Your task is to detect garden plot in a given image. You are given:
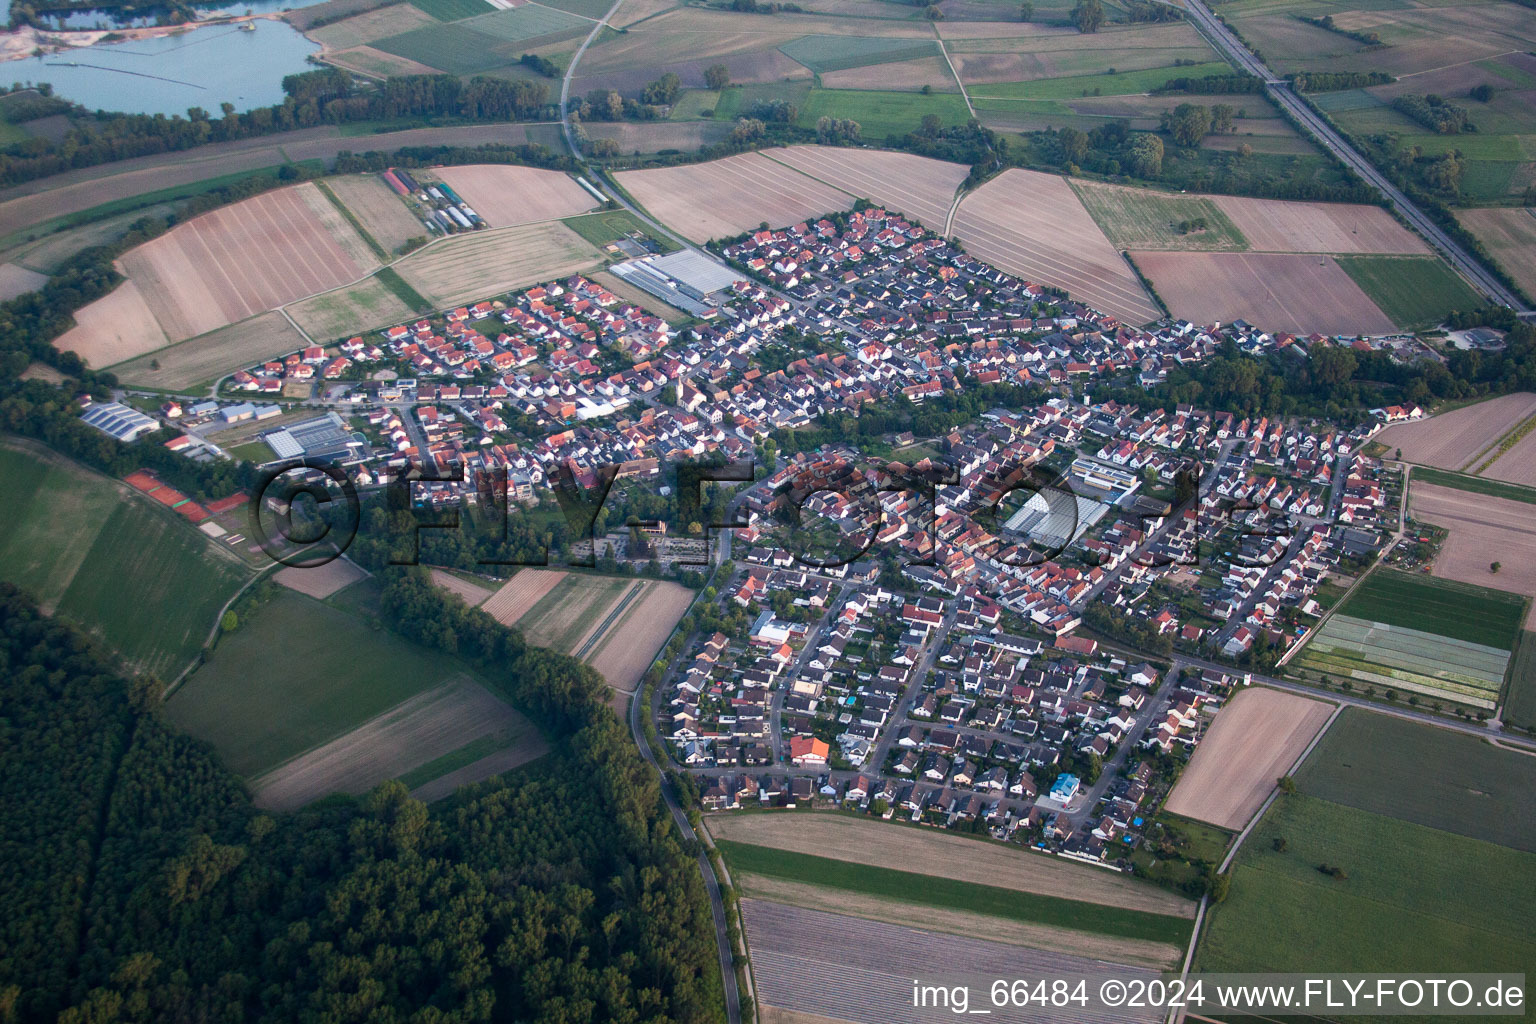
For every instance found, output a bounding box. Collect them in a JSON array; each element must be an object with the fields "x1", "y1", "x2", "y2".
[{"x1": 1297, "y1": 614, "x2": 1508, "y2": 710}]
